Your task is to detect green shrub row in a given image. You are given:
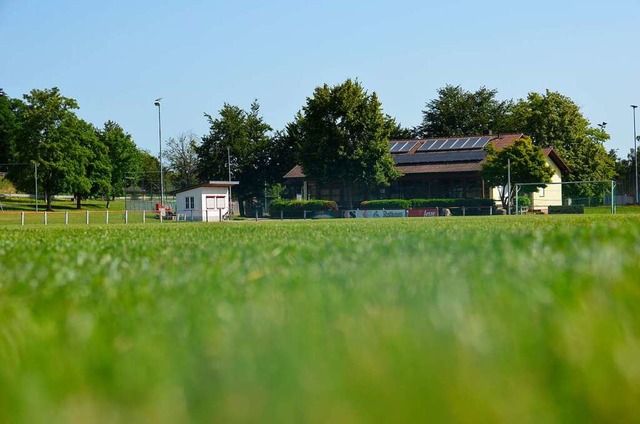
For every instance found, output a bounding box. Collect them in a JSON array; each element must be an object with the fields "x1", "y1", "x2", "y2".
[
  {"x1": 360, "y1": 198, "x2": 495, "y2": 210},
  {"x1": 548, "y1": 205, "x2": 585, "y2": 214},
  {"x1": 269, "y1": 199, "x2": 338, "y2": 213},
  {"x1": 360, "y1": 199, "x2": 410, "y2": 209}
]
